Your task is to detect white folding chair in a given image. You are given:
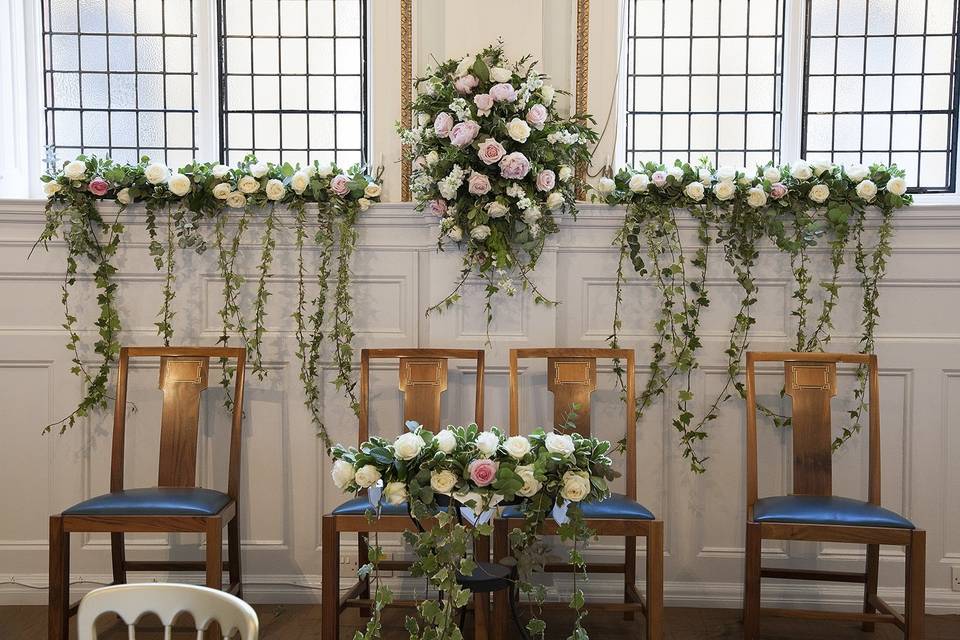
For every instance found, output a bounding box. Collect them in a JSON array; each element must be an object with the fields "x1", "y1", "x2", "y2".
[{"x1": 77, "y1": 583, "x2": 259, "y2": 639}]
